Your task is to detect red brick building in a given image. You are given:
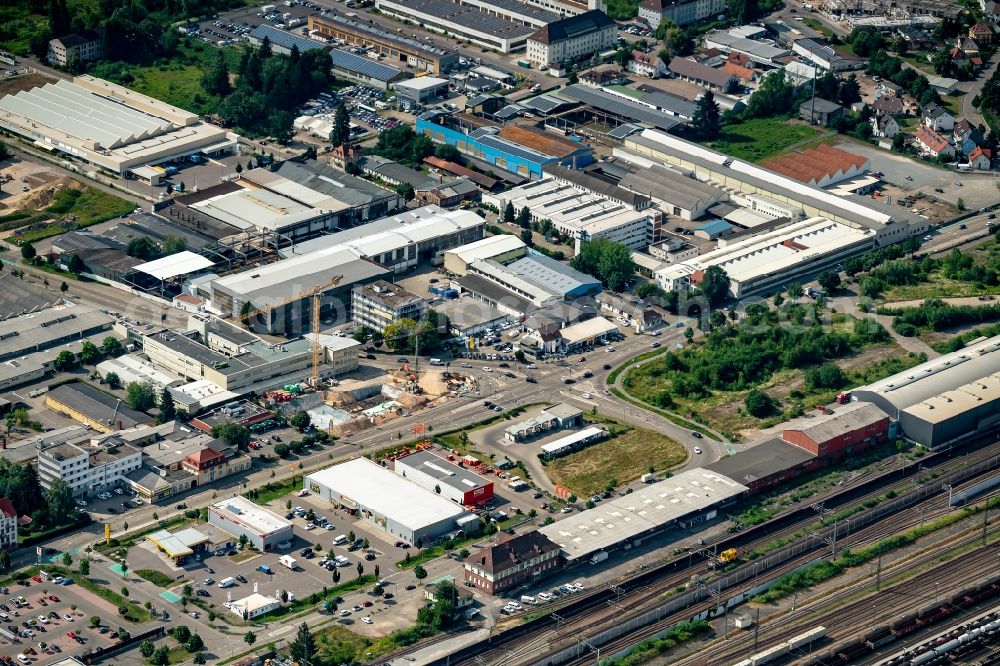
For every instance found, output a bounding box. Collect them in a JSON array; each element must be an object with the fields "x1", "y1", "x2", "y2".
[
  {"x1": 782, "y1": 402, "x2": 890, "y2": 457},
  {"x1": 464, "y1": 532, "x2": 562, "y2": 595}
]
